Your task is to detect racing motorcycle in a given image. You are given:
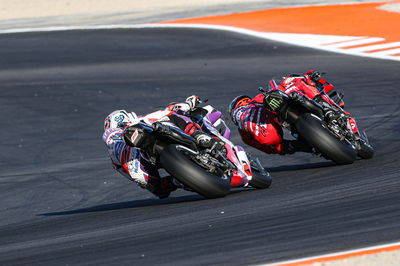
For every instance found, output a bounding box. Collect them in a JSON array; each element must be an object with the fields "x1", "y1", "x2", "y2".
[
  {"x1": 124, "y1": 108, "x2": 271, "y2": 198},
  {"x1": 261, "y1": 79, "x2": 374, "y2": 165}
]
